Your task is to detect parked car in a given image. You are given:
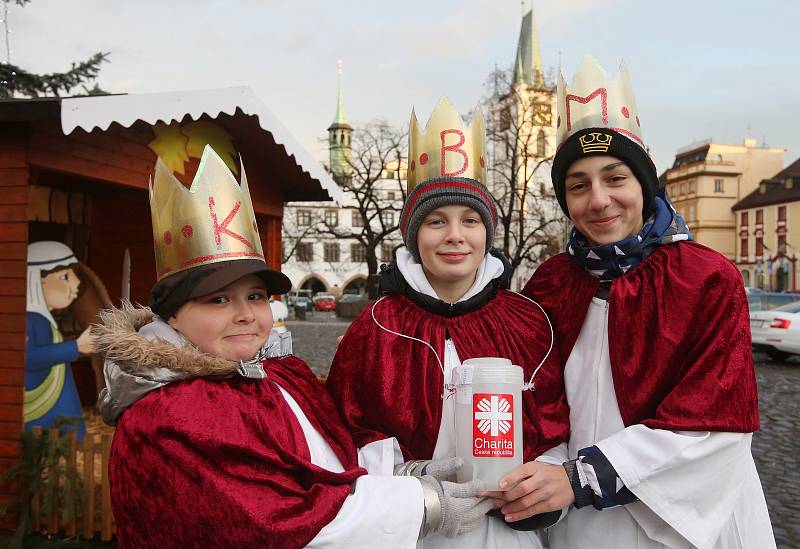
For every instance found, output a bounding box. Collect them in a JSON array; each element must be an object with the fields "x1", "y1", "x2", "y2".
[
  {"x1": 313, "y1": 295, "x2": 336, "y2": 311},
  {"x1": 295, "y1": 296, "x2": 311, "y2": 311},
  {"x1": 750, "y1": 300, "x2": 800, "y2": 360},
  {"x1": 747, "y1": 292, "x2": 800, "y2": 312},
  {"x1": 337, "y1": 293, "x2": 365, "y2": 304}
]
